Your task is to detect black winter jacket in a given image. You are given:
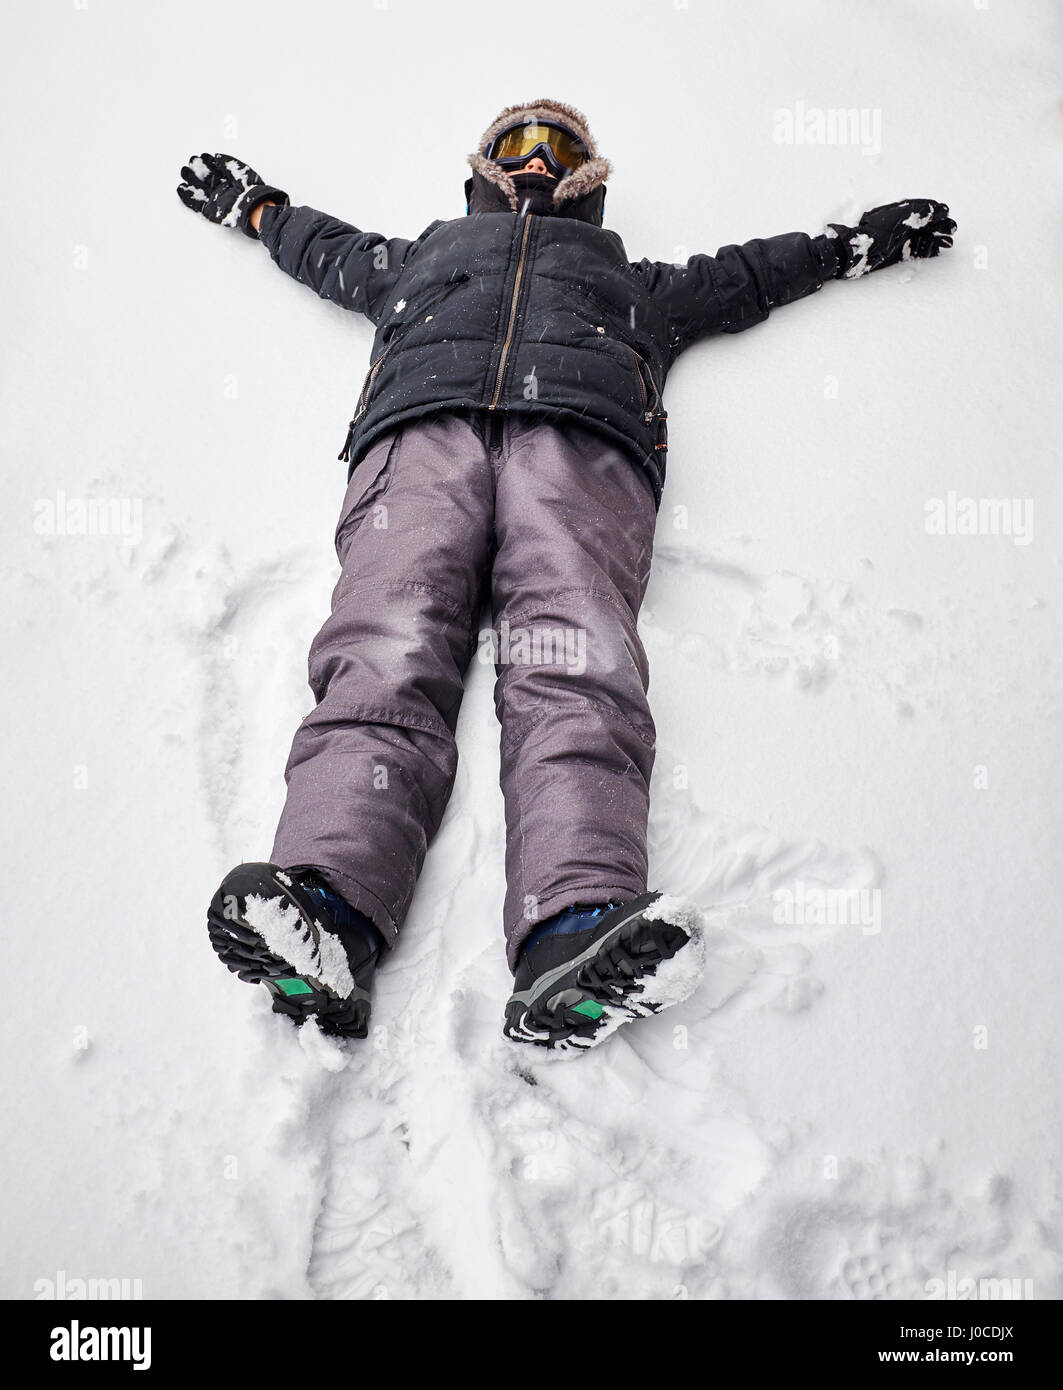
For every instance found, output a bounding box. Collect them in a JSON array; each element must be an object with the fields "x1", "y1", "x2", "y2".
[{"x1": 258, "y1": 185, "x2": 836, "y2": 505}]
